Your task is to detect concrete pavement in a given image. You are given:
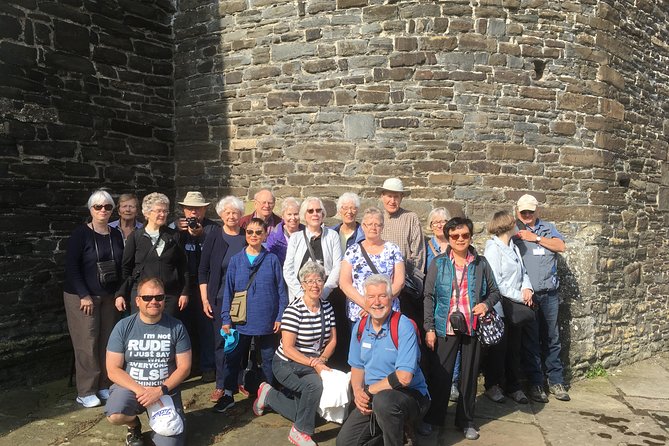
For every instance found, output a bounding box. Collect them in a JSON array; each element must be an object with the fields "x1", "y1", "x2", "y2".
[{"x1": 1, "y1": 353, "x2": 667, "y2": 446}]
